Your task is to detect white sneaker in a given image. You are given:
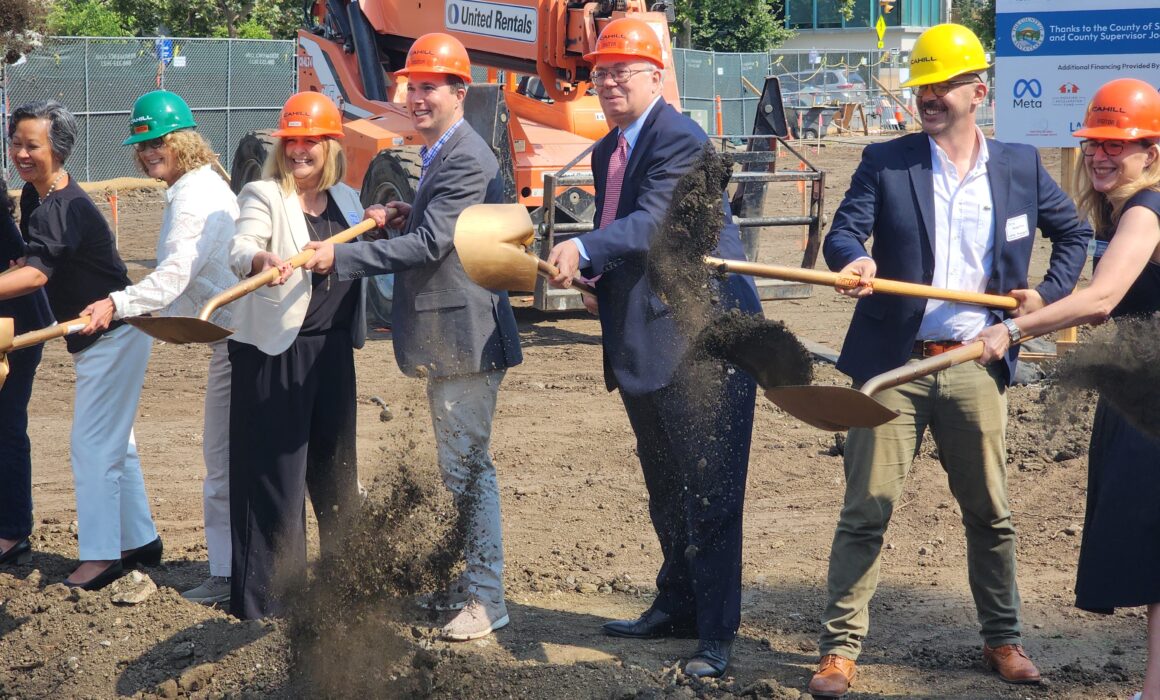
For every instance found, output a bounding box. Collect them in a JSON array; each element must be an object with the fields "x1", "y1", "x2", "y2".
[
  {"x1": 181, "y1": 575, "x2": 231, "y2": 605},
  {"x1": 440, "y1": 598, "x2": 509, "y2": 641}
]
